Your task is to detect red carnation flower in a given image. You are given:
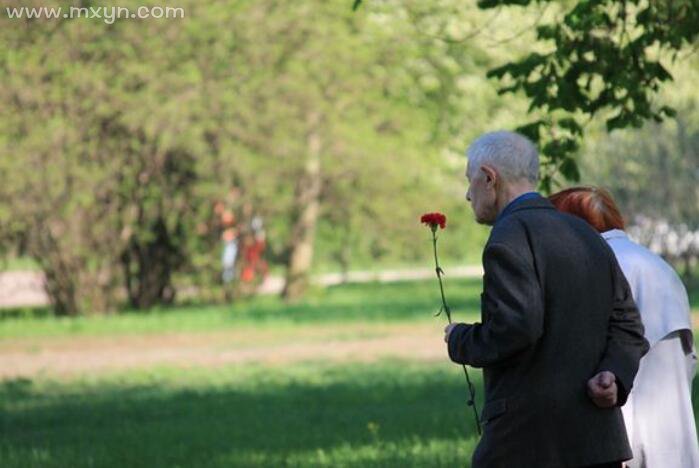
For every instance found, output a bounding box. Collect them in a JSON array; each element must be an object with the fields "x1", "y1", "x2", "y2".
[
  {"x1": 420, "y1": 212, "x2": 447, "y2": 230},
  {"x1": 420, "y1": 209, "x2": 481, "y2": 435}
]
